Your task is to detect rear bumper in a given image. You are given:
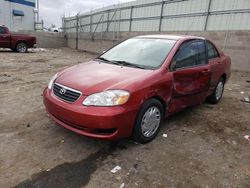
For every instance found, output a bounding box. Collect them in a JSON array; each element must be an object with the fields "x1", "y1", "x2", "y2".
[{"x1": 43, "y1": 88, "x2": 139, "y2": 140}]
